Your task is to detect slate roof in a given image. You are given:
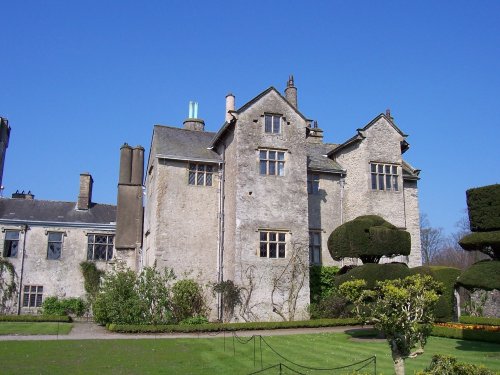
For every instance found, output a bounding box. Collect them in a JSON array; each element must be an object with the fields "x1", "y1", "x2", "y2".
[
  {"x1": 0, "y1": 199, "x2": 116, "y2": 225},
  {"x1": 307, "y1": 143, "x2": 344, "y2": 174},
  {"x1": 402, "y1": 160, "x2": 421, "y2": 180},
  {"x1": 152, "y1": 125, "x2": 221, "y2": 162}
]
